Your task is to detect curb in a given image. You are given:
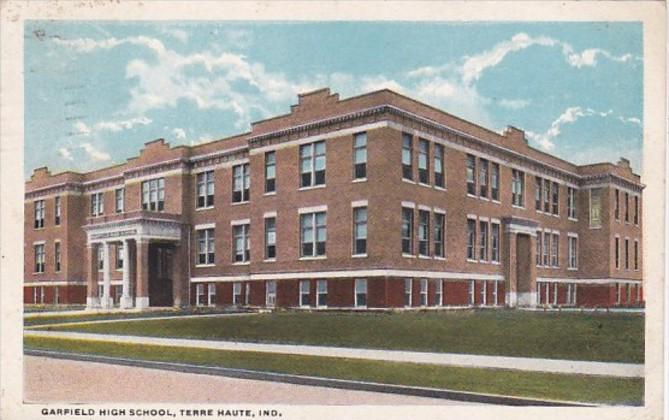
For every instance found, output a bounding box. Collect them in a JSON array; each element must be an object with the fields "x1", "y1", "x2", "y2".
[{"x1": 25, "y1": 348, "x2": 598, "y2": 407}]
